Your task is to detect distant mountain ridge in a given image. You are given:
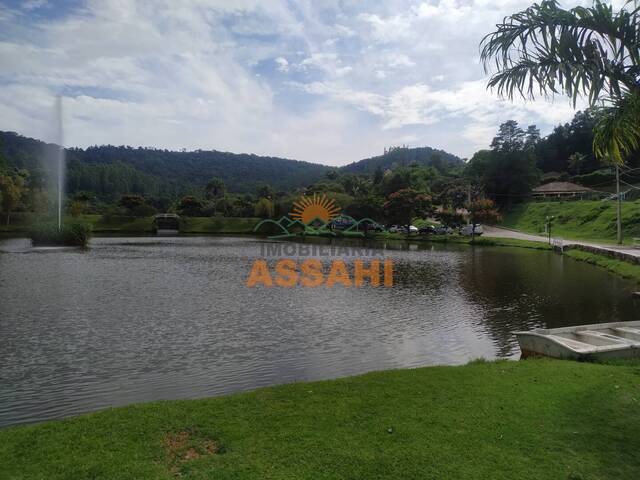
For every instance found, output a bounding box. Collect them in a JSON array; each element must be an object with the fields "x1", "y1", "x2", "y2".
[
  {"x1": 0, "y1": 131, "x2": 462, "y2": 199},
  {"x1": 341, "y1": 146, "x2": 463, "y2": 174}
]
